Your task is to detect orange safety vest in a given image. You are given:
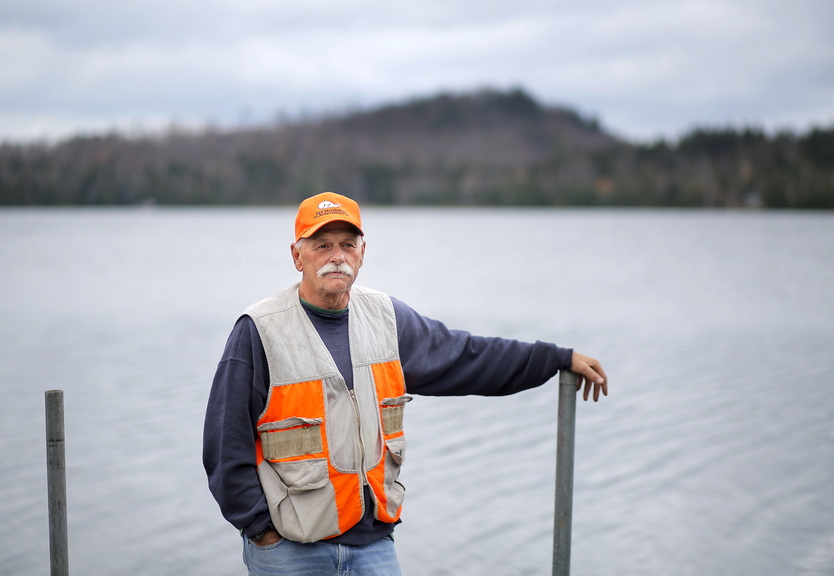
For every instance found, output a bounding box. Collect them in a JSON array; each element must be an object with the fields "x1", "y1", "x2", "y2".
[{"x1": 244, "y1": 284, "x2": 411, "y2": 543}]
